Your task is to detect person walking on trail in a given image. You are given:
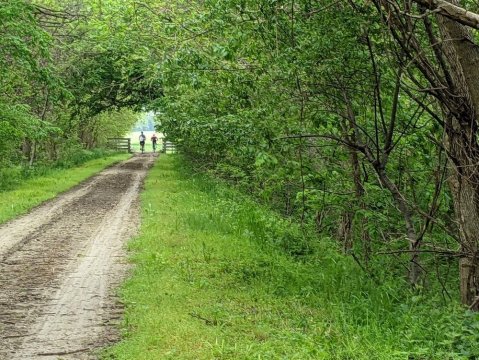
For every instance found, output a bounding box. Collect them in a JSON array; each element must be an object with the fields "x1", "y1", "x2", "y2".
[
  {"x1": 139, "y1": 131, "x2": 146, "y2": 153},
  {"x1": 151, "y1": 133, "x2": 158, "y2": 153}
]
